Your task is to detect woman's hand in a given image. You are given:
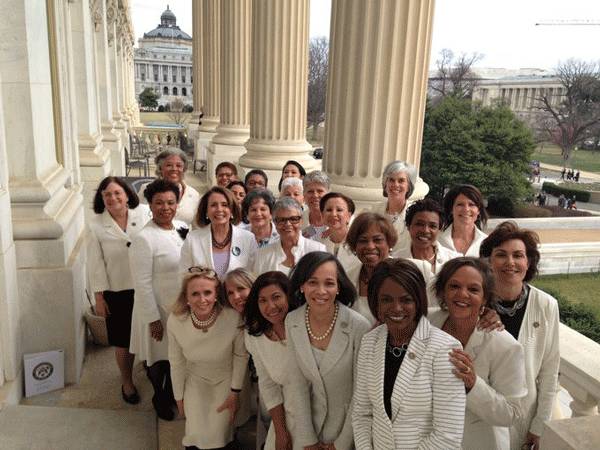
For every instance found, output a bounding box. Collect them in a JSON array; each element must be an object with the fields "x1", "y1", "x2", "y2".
[
  {"x1": 176, "y1": 399, "x2": 185, "y2": 418},
  {"x1": 149, "y1": 320, "x2": 164, "y2": 341},
  {"x1": 303, "y1": 445, "x2": 321, "y2": 450},
  {"x1": 449, "y1": 348, "x2": 476, "y2": 391},
  {"x1": 274, "y1": 427, "x2": 292, "y2": 450},
  {"x1": 94, "y1": 292, "x2": 110, "y2": 318},
  {"x1": 478, "y1": 307, "x2": 505, "y2": 332},
  {"x1": 216, "y1": 392, "x2": 239, "y2": 424},
  {"x1": 522, "y1": 432, "x2": 540, "y2": 450}
]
